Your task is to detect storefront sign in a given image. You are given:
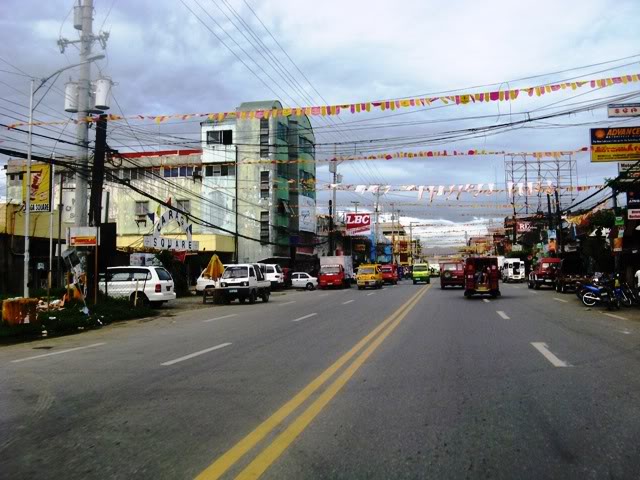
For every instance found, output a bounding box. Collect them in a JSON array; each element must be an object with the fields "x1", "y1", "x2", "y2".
[
  {"x1": 69, "y1": 227, "x2": 99, "y2": 247},
  {"x1": 628, "y1": 209, "x2": 640, "y2": 220},
  {"x1": 143, "y1": 208, "x2": 199, "y2": 251},
  {"x1": 143, "y1": 236, "x2": 199, "y2": 251},
  {"x1": 590, "y1": 127, "x2": 640, "y2": 162},
  {"x1": 516, "y1": 221, "x2": 533, "y2": 233},
  {"x1": 615, "y1": 216, "x2": 625, "y2": 226},
  {"x1": 345, "y1": 213, "x2": 371, "y2": 236},
  {"x1": 613, "y1": 237, "x2": 623, "y2": 252},
  {"x1": 298, "y1": 195, "x2": 317, "y2": 233},
  {"x1": 607, "y1": 103, "x2": 640, "y2": 117},
  {"x1": 22, "y1": 163, "x2": 52, "y2": 212},
  {"x1": 627, "y1": 190, "x2": 640, "y2": 207}
]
